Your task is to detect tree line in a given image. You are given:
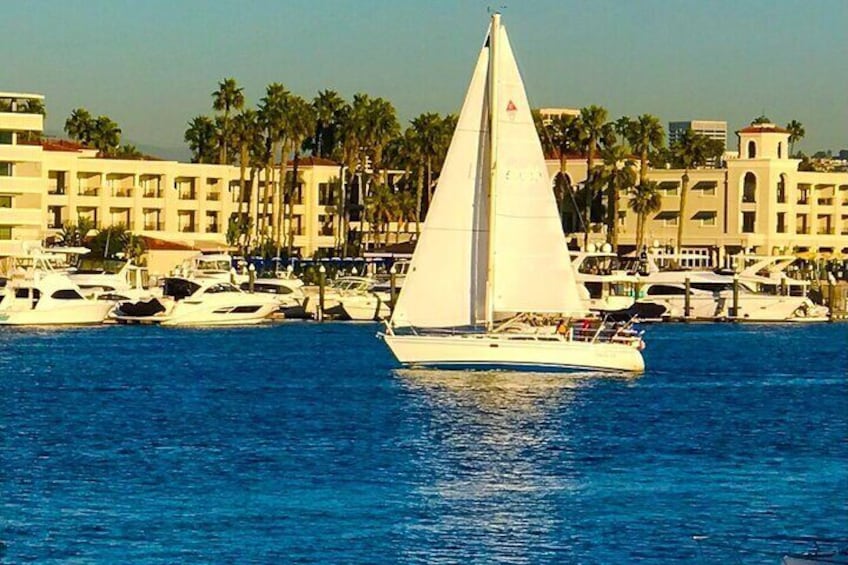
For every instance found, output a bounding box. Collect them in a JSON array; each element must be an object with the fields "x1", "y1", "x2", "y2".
[{"x1": 44, "y1": 83, "x2": 808, "y2": 256}]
